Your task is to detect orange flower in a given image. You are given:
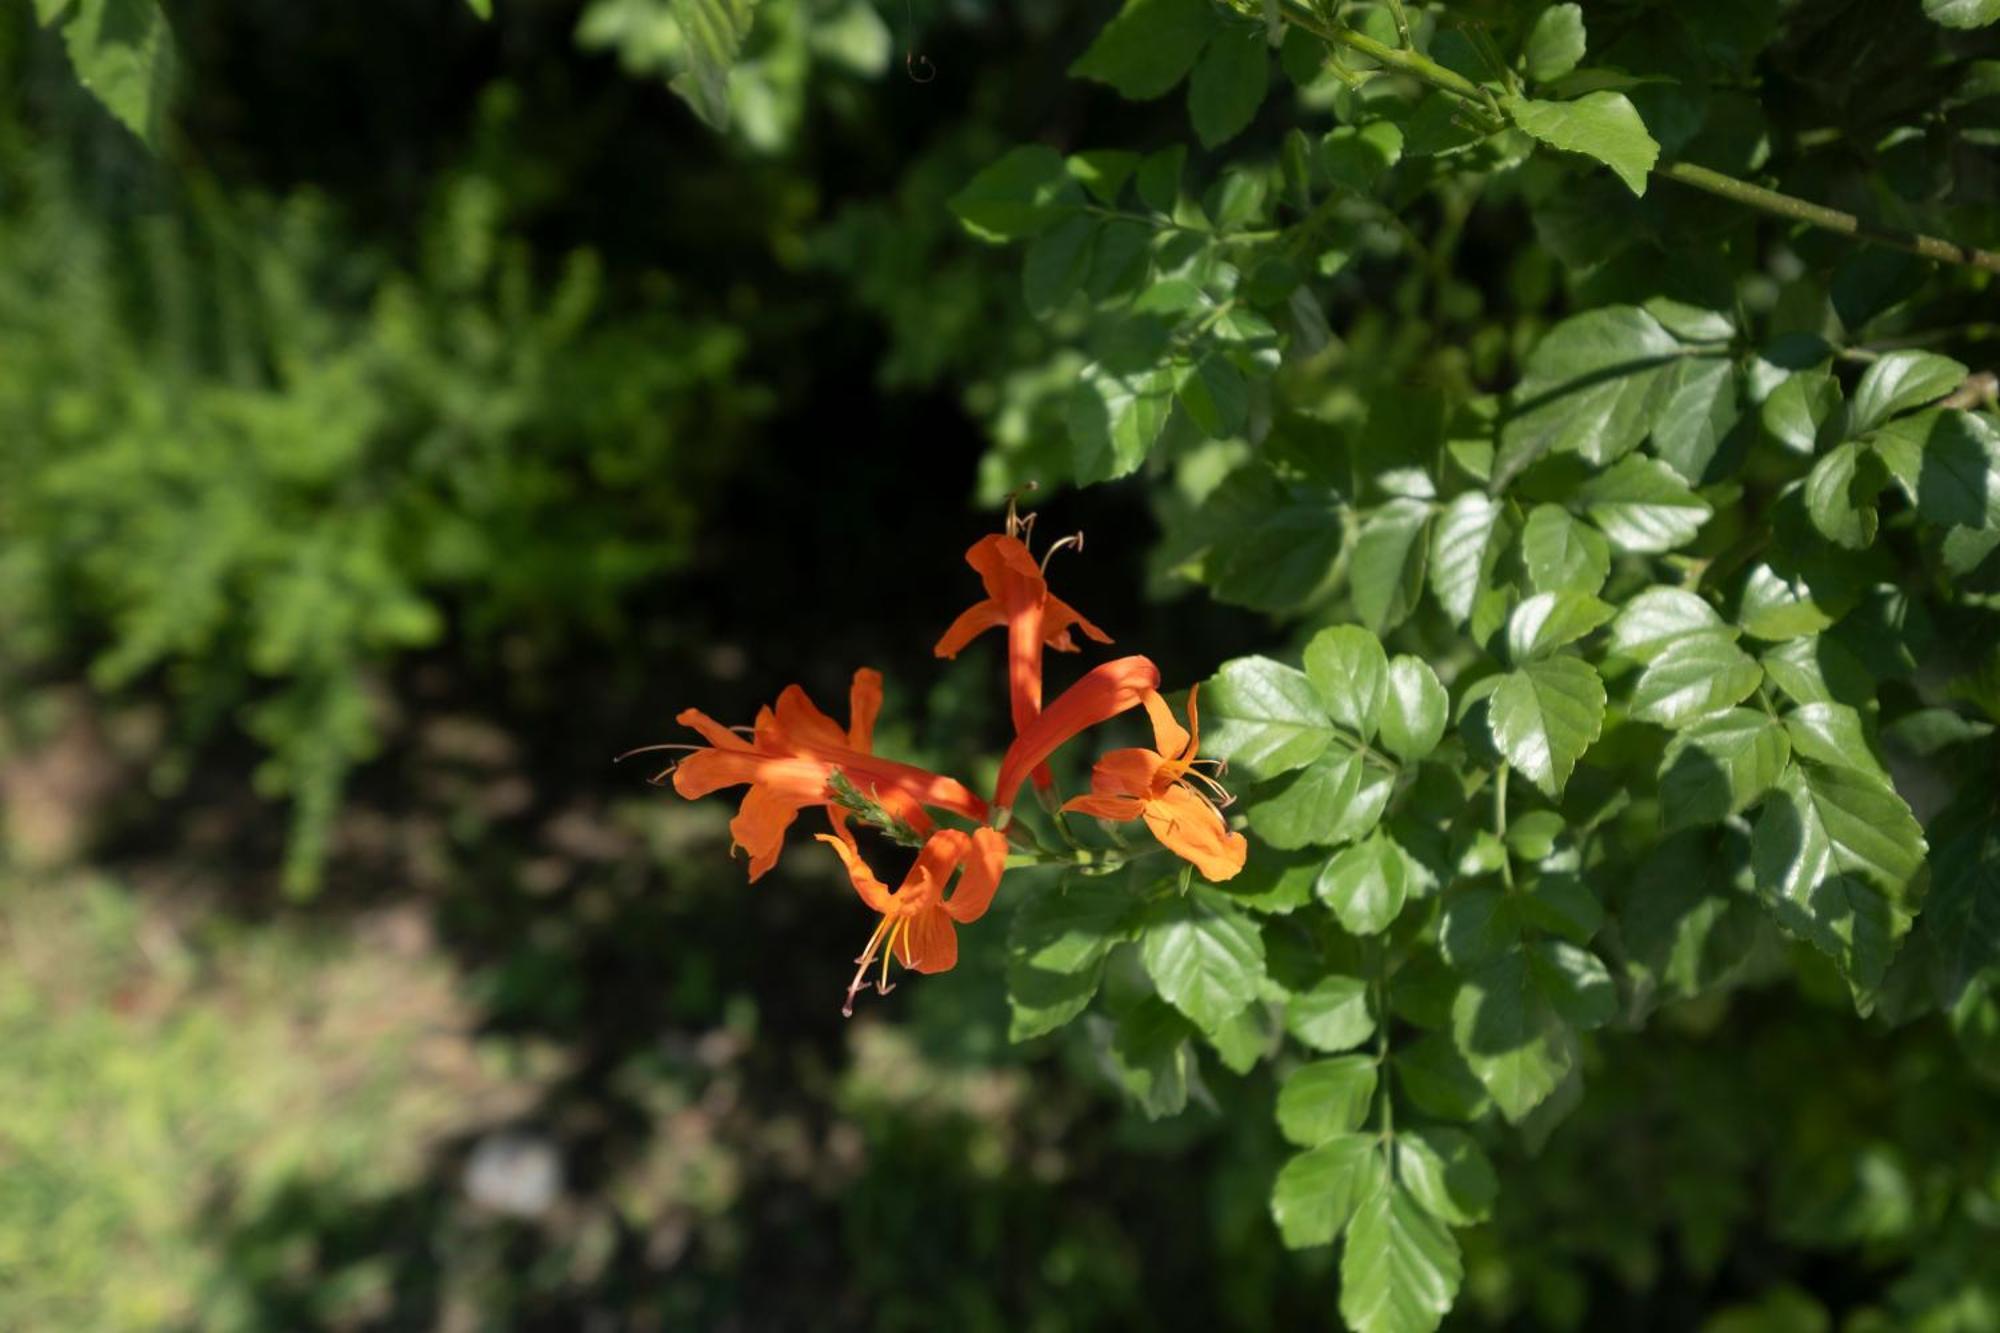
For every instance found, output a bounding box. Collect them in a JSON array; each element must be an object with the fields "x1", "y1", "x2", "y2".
[
  {"x1": 1062, "y1": 687, "x2": 1247, "y2": 882},
  {"x1": 992, "y1": 655, "x2": 1161, "y2": 814},
  {"x1": 818, "y1": 826, "x2": 1009, "y2": 1015},
  {"x1": 936, "y1": 527, "x2": 1111, "y2": 790},
  {"x1": 666, "y1": 669, "x2": 987, "y2": 881}
]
